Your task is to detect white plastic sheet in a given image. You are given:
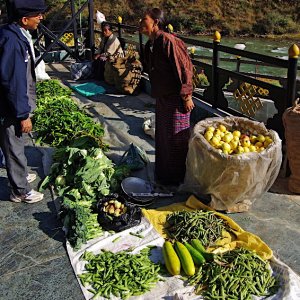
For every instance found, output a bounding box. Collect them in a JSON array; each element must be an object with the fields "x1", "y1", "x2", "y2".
[
  {"x1": 182, "y1": 117, "x2": 282, "y2": 212},
  {"x1": 66, "y1": 217, "x2": 300, "y2": 300}
]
